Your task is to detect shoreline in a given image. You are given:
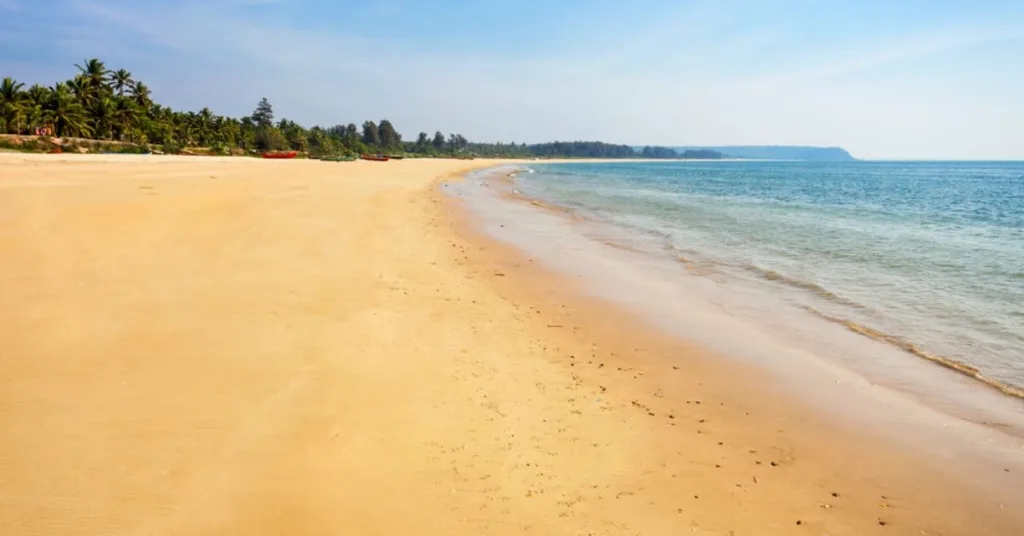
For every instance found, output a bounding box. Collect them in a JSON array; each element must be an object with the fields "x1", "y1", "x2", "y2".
[
  {"x1": 496, "y1": 164, "x2": 1024, "y2": 408},
  {"x1": 1, "y1": 154, "x2": 1020, "y2": 535},
  {"x1": 441, "y1": 164, "x2": 1024, "y2": 531},
  {"x1": 466, "y1": 163, "x2": 1024, "y2": 436}
]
